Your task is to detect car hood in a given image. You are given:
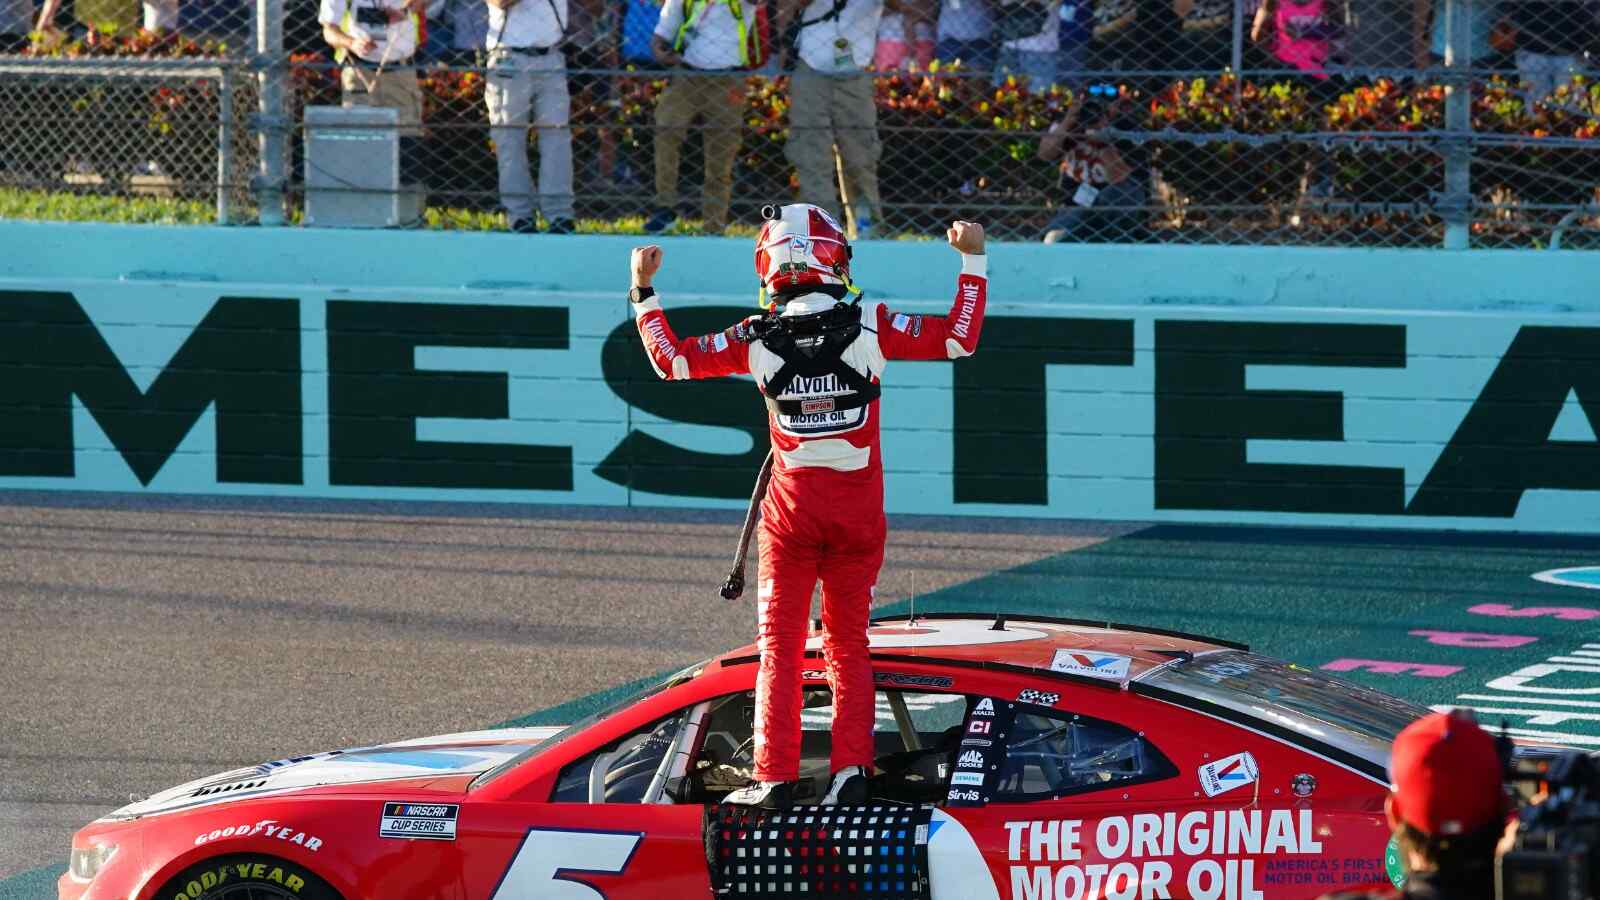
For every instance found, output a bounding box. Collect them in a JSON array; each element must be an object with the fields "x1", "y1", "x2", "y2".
[{"x1": 101, "y1": 726, "x2": 565, "y2": 821}]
